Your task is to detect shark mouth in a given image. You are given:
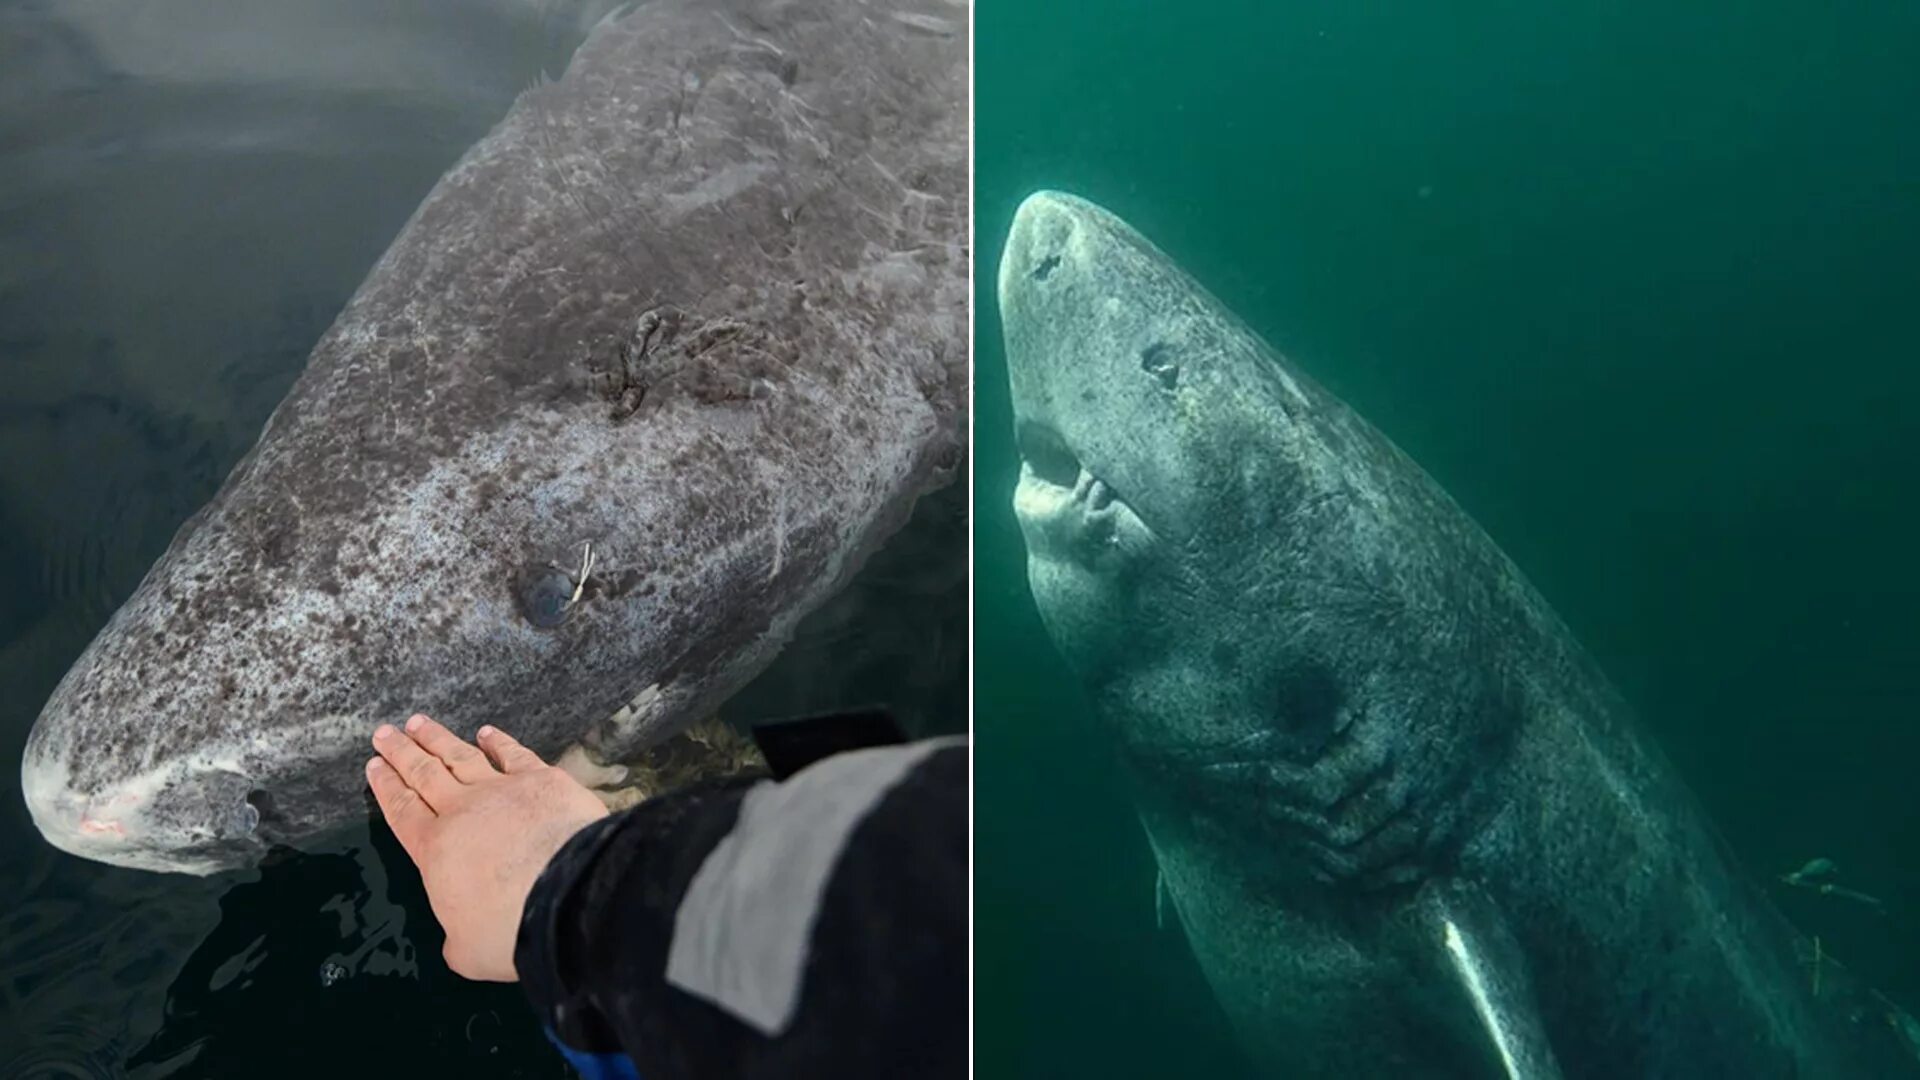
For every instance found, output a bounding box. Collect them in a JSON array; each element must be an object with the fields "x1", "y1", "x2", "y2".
[
  {"x1": 1016, "y1": 420, "x2": 1084, "y2": 490},
  {"x1": 1012, "y1": 420, "x2": 1148, "y2": 563}
]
